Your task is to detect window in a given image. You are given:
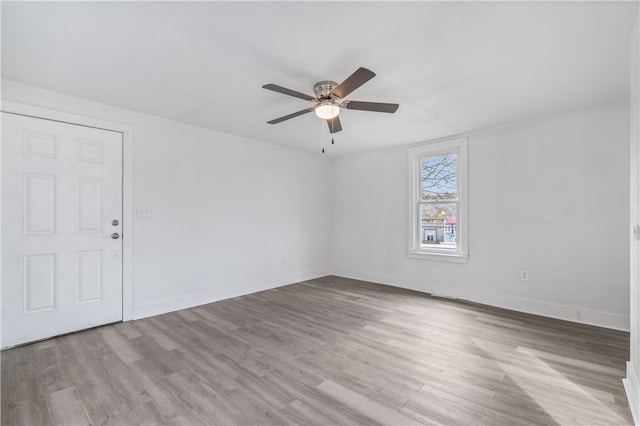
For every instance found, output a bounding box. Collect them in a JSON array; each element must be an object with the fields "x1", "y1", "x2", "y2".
[{"x1": 408, "y1": 138, "x2": 468, "y2": 262}]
